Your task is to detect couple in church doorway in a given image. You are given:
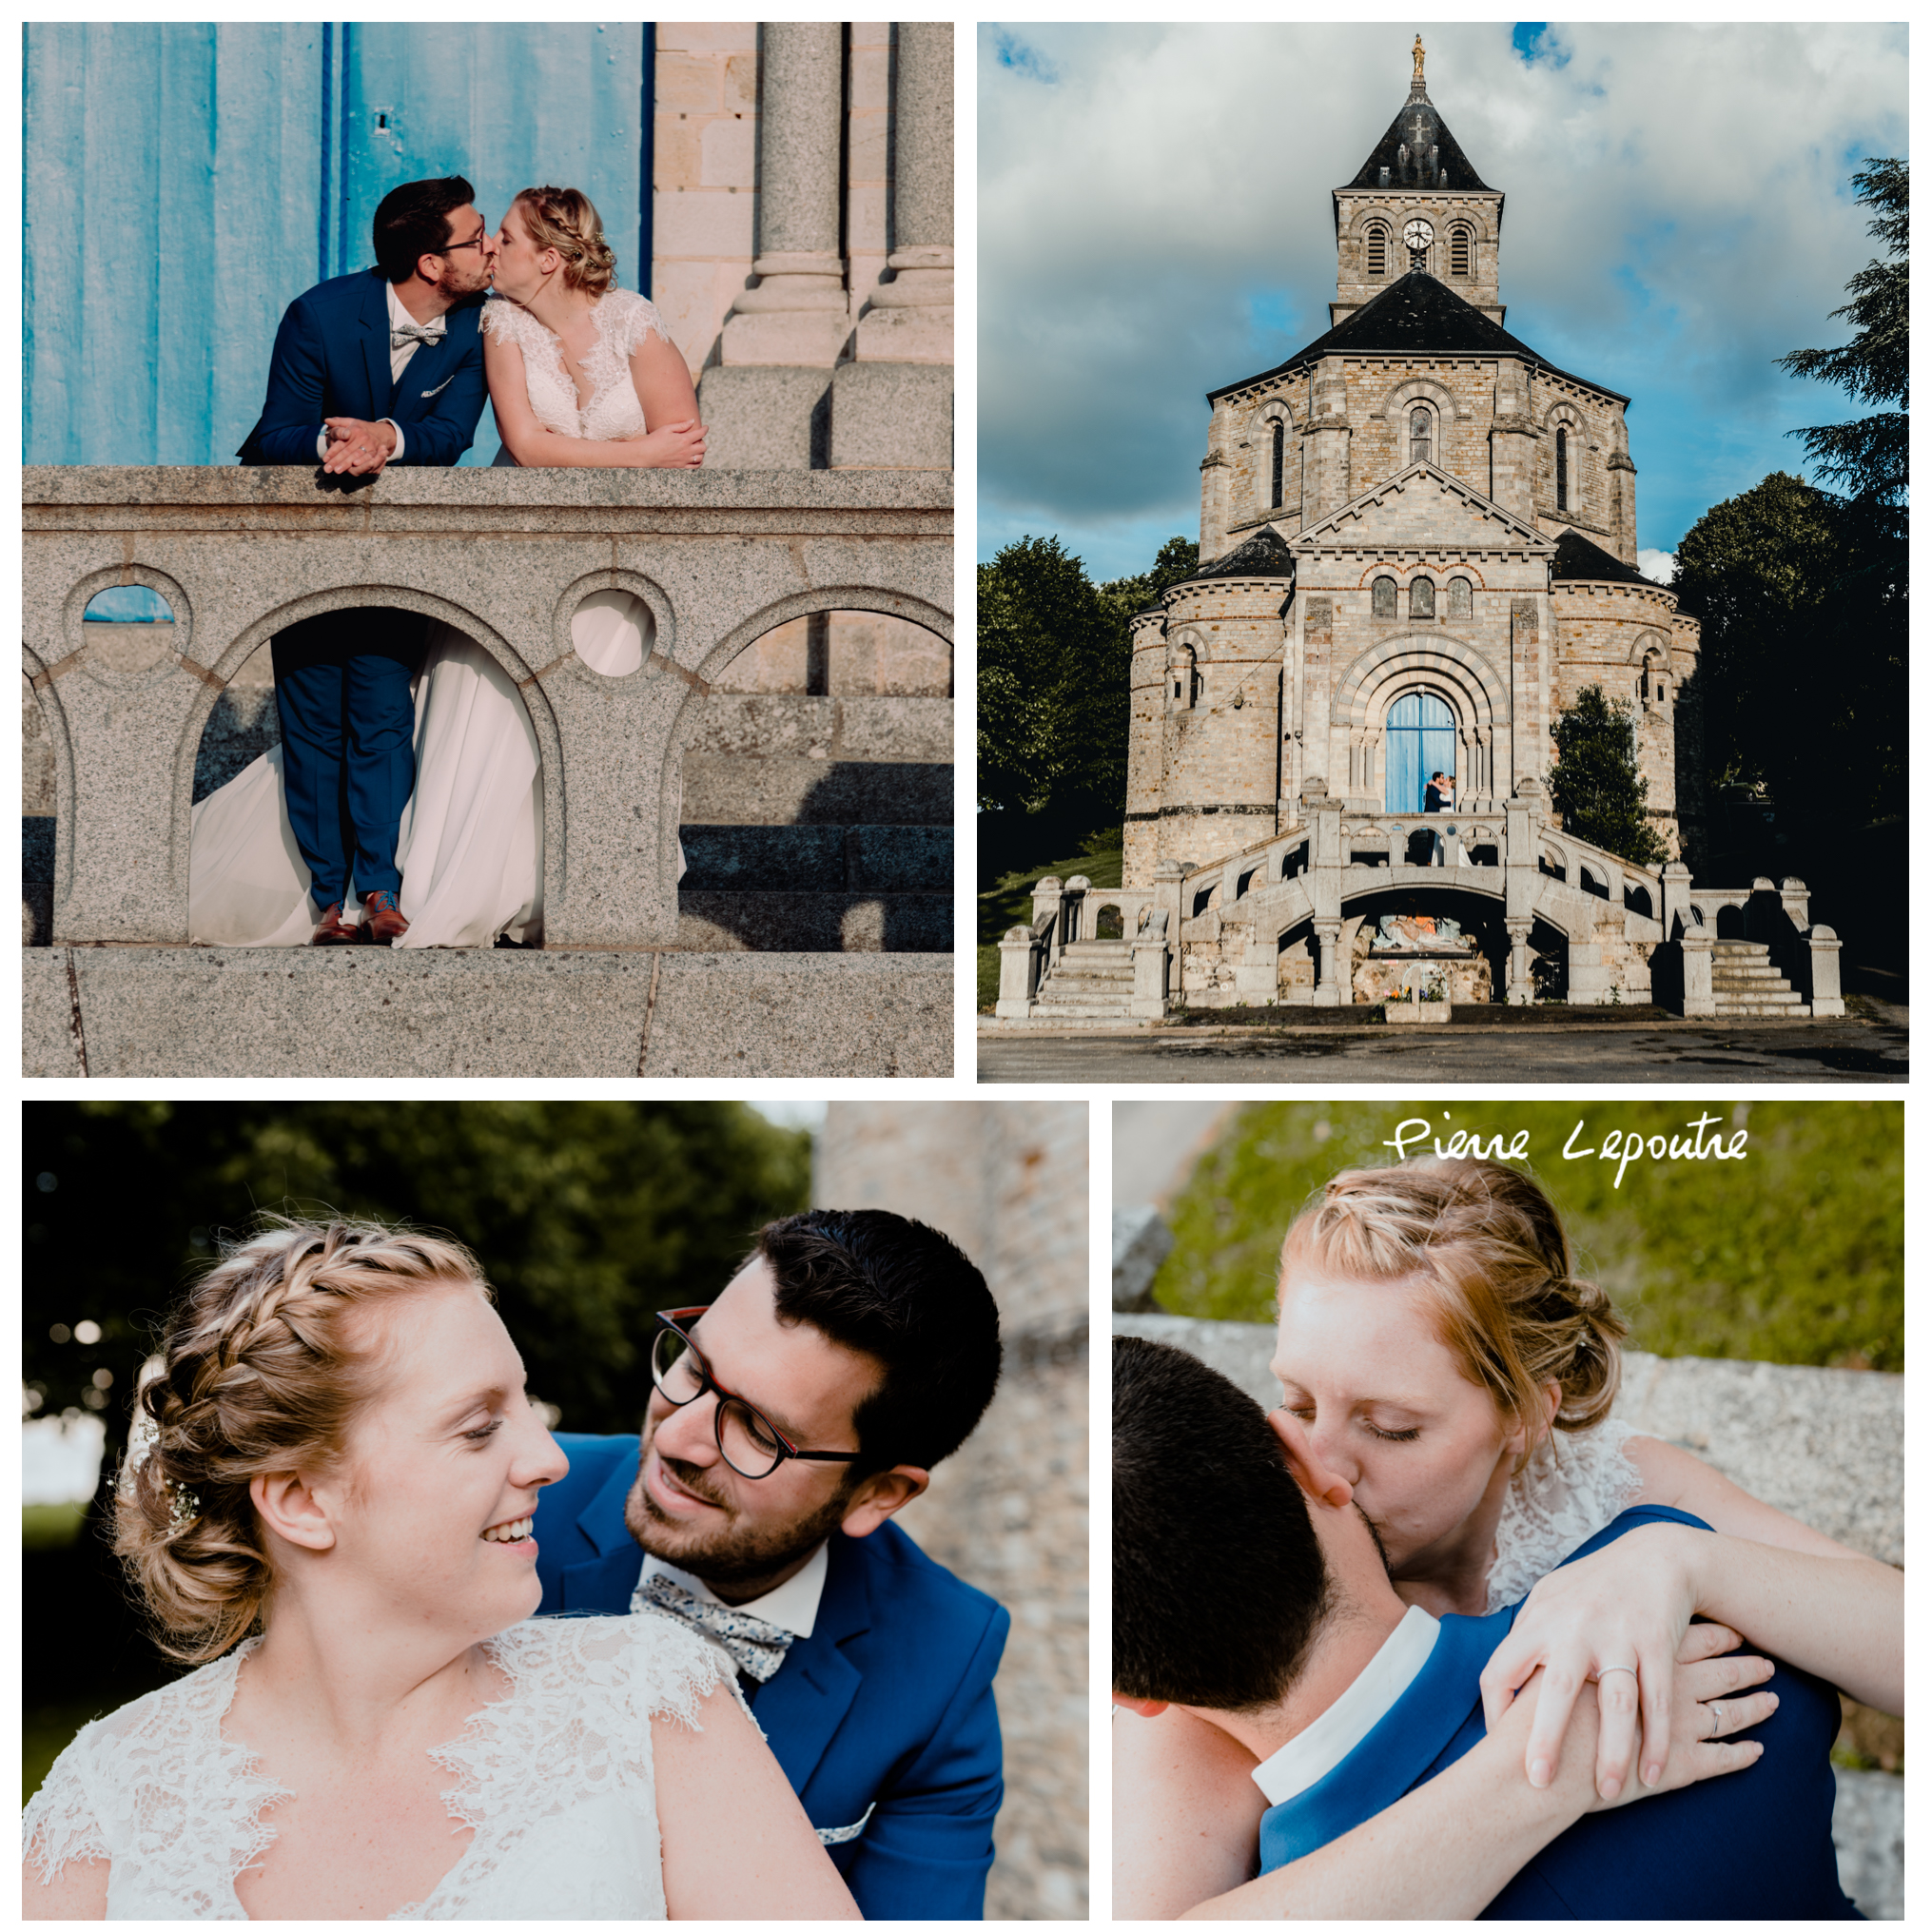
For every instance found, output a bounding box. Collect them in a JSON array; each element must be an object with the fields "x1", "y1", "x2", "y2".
[{"x1": 192, "y1": 174, "x2": 703, "y2": 947}]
